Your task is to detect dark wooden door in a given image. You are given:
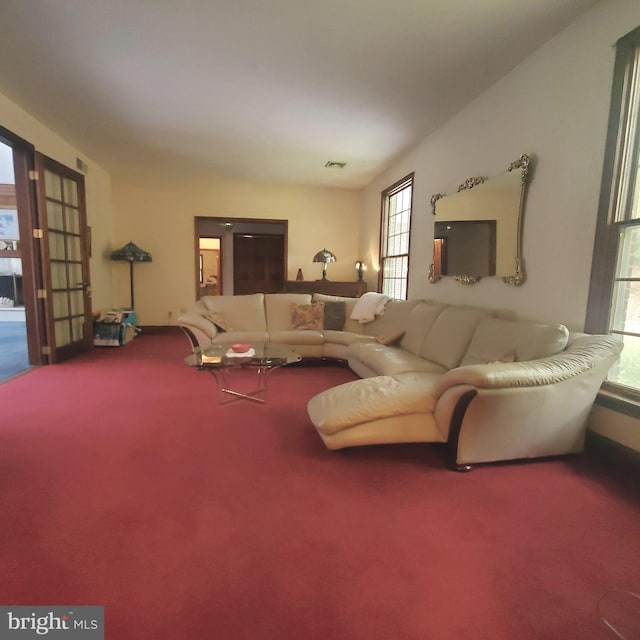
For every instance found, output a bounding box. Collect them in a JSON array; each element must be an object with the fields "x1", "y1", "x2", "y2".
[{"x1": 233, "y1": 233, "x2": 285, "y2": 294}]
